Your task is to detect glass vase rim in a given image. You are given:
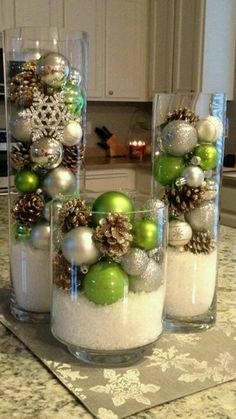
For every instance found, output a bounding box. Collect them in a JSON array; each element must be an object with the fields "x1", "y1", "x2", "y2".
[{"x1": 3, "y1": 27, "x2": 88, "y2": 42}]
